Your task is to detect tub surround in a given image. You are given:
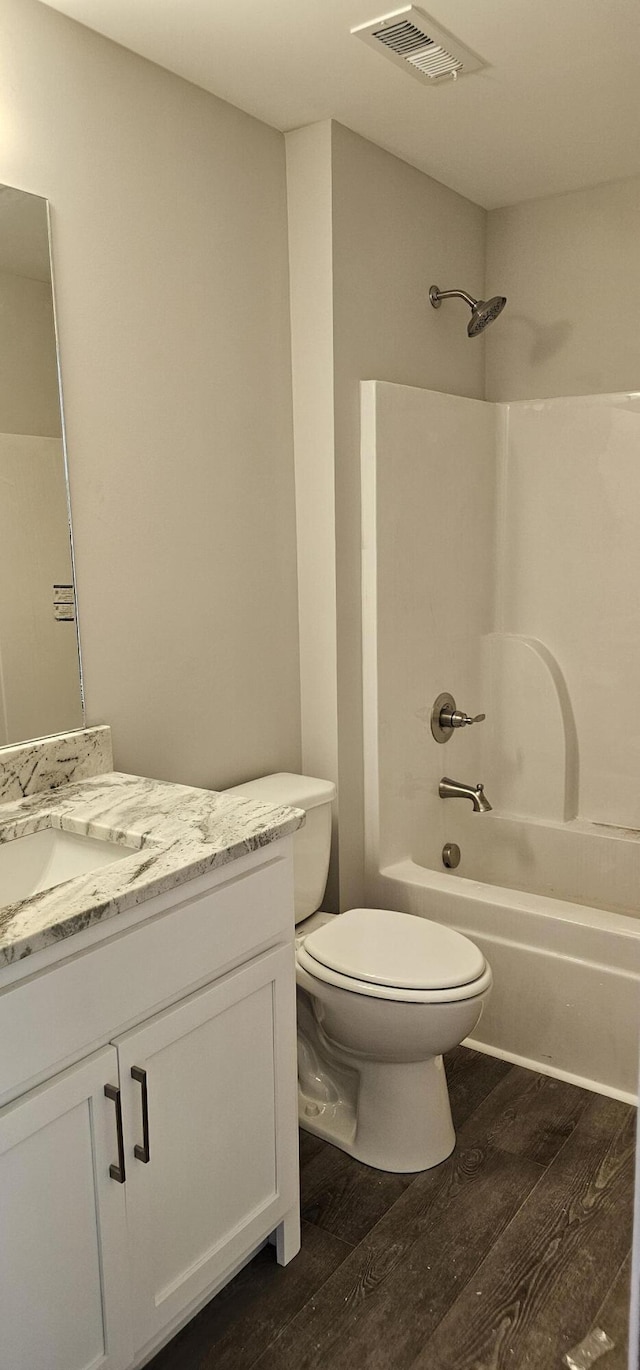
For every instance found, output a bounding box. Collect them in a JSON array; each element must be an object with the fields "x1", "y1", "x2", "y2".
[
  {"x1": 0, "y1": 764, "x2": 304, "y2": 968},
  {"x1": 360, "y1": 379, "x2": 640, "y2": 1101},
  {"x1": 0, "y1": 724, "x2": 112, "y2": 803}
]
